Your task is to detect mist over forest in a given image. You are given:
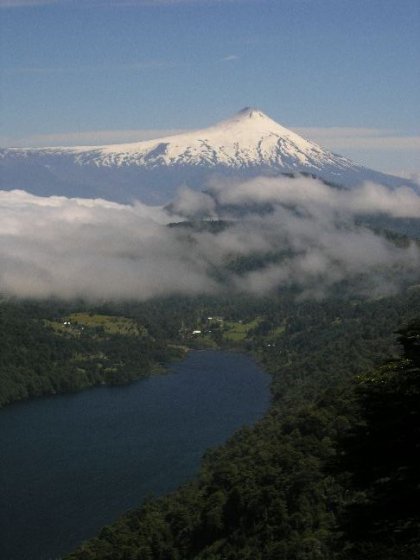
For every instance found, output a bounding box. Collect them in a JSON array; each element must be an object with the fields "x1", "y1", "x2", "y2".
[{"x1": 1, "y1": 176, "x2": 420, "y2": 301}]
